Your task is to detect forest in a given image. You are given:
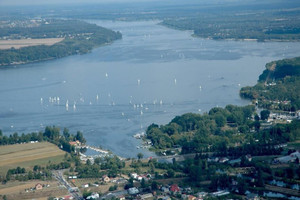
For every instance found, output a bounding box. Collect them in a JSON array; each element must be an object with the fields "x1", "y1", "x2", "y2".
[
  {"x1": 161, "y1": 2, "x2": 300, "y2": 42},
  {"x1": 240, "y1": 56, "x2": 300, "y2": 111},
  {"x1": 146, "y1": 104, "x2": 300, "y2": 156},
  {"x1": 0, "y1": 19, "x2": 122, "y2": 65}
]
